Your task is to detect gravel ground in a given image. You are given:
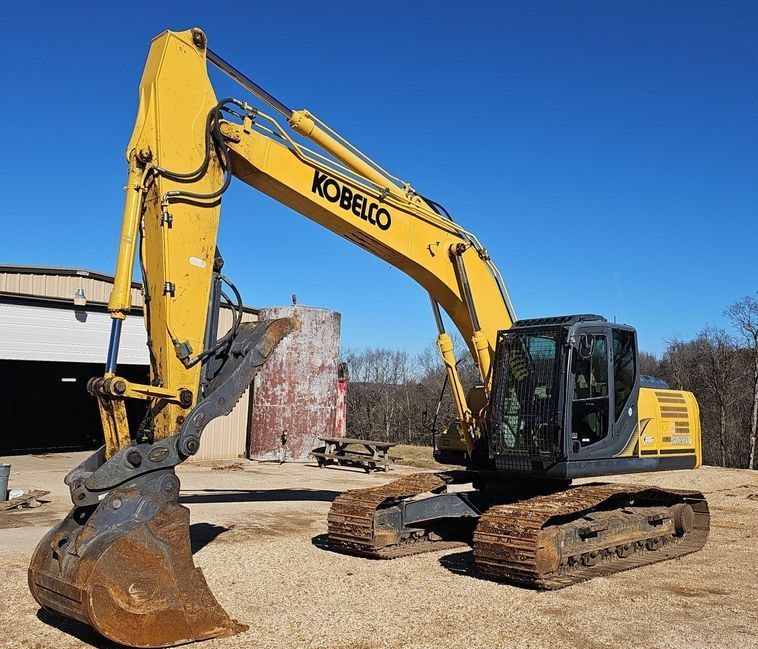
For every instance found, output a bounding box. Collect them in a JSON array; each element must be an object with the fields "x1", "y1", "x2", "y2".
[{"x1": 0, "y1": 451, "x2": 756, "y2": 649}]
